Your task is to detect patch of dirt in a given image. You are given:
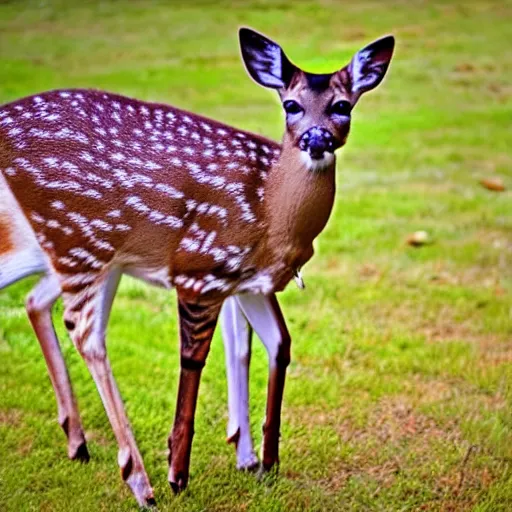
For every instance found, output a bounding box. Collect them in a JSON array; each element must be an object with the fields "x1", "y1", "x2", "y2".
[
  {"x1": 0, "y1": 408, "x2": 23, "y2": 426},
  {"x1": 476, "y1": 338, "x2": 512, "y2": 367},
  {"x1": 346, "y1": 398, "x2": 460, "y2": 445},
  {"x1": 418, "y1": 320, "x2": 482, "y2": 343},
  {"x1": 365, "y1": 293, "x2": 508, "y2": 345},
  {"x1": 403, "y1": 377, "x2": 453, "y2": 404},
  {"x1": 17, "y1": 436, "x2": 33, "y2": 456},
  {"x1": 359, "y1": 263, "x2": 382, "y2": 281},
  {"x1": 454, "y1": 63, "x2": 476, "y2": 73},
  {"x1": 286, "y1": 394, "x2": 503, "y2": 501},
  {"x1": 365, "y1": 301, "x2": 472, "y2": 344}
]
